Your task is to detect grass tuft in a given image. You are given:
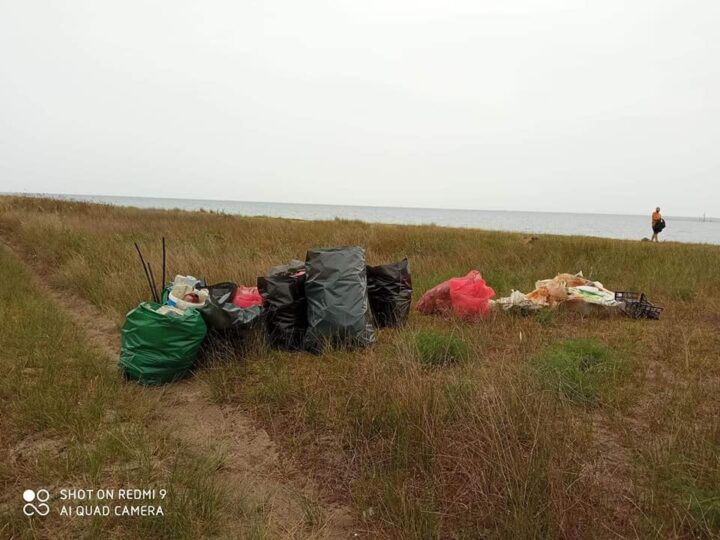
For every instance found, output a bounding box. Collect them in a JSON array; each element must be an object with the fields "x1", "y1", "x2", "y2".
[
  {"x1": 534, "y1": 338, "x2": 625, "y2": 404},
  {"x1": 414, "y1": 330, "x2": 470, "y2": 366}
]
